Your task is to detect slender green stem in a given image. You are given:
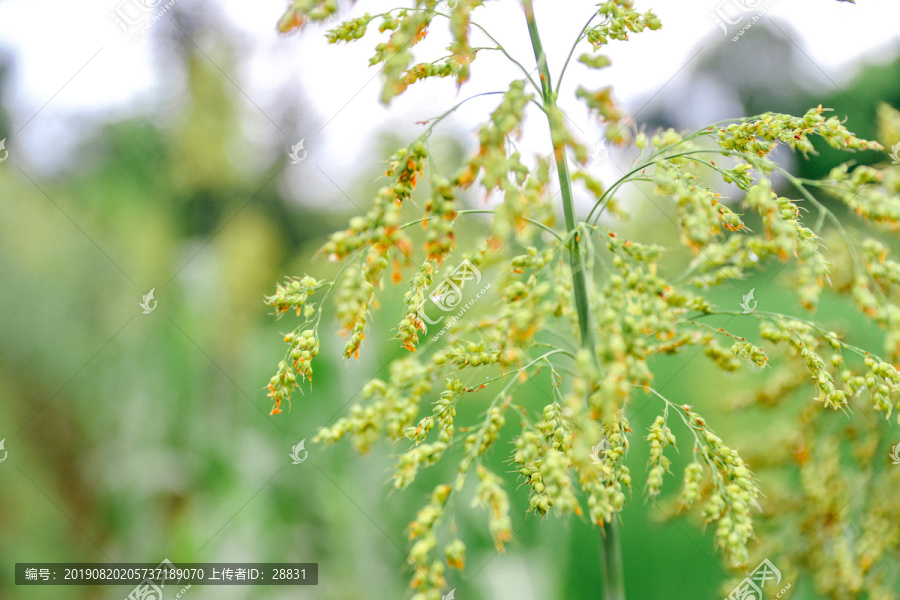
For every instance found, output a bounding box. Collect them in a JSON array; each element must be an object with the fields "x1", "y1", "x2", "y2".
[
  {"x1": 687, "y1": 308, "x2": 876, "y2": 358},
  {"x1": 522, "y1": 1, "x2": 590, "y2": 344},
  {"x1": 600, "y1": 508, "x2": 625, "y2": 593},
  {"x1": 522, "y1": 2, "x2": 625, "y2": 598},
  {"x1": 399, "y1": 209, "x2": 563, "y2": 240},
  {"x1": 419, "y1": 91, "x2": 506, "y2": 137},
  {"x1": 556, "y1": 12, "x2": 604, "y2": 92},
  {"x1": 467, "y1": 19, "x2": 543, "y2": 95},
  {"x1": 410, "y1": 4, "x2": 539, "y2": 95},
  {"x1": 584, "y1": 119, "x2": 749, "y2": 224}
]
